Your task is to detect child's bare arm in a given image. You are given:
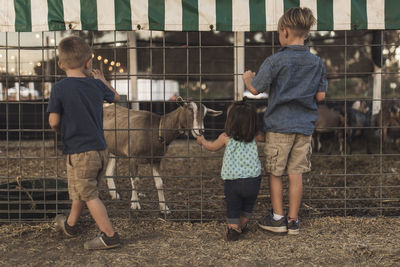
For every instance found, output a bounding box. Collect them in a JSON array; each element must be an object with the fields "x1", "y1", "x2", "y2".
[
  {"x1": 242, "y1": 70, "x2": 260, "y2": 95},
  {"x1": 315, "y1": 92, "x2": 326, "y2": 102},
  {"x1": 255, "y1": 132, "x2": 265, "y2": 142},
  {"x1": 92, "y1": 69, "x2": 121, "y2": 102},
  {"x1": 49, "y1": 113, "x2": 61, "y2": 132},
  {"x1": 196, "y1": 133, "x2": 229, "y2": 152}
]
